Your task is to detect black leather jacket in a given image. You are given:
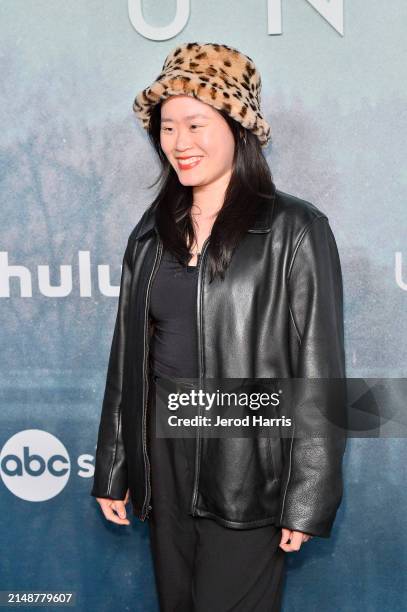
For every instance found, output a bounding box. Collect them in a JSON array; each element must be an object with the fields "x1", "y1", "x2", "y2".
[{"x1": 90, "y1": 189, "x2": 347, "y2": 538}]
